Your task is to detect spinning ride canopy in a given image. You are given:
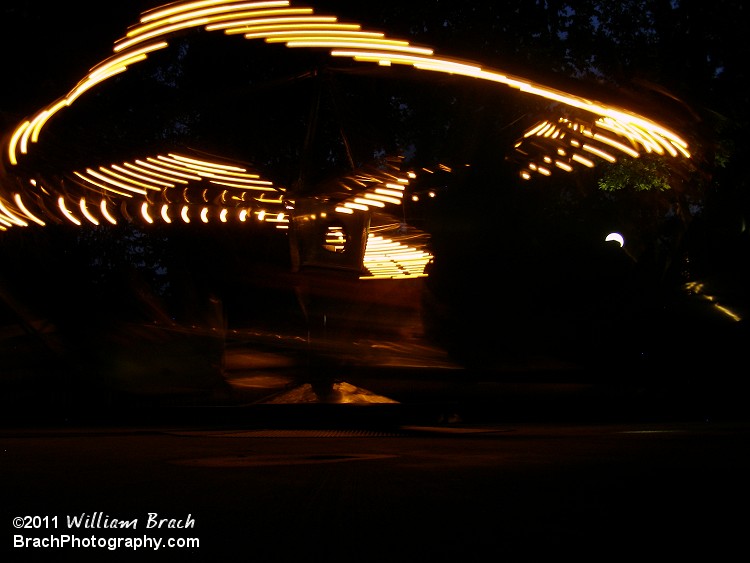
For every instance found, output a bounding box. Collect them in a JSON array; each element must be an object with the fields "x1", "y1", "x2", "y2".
[{"x1": 0, "y1": 0, "x2": 692, "y2": 279}]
